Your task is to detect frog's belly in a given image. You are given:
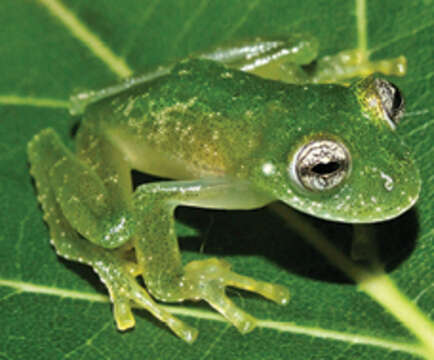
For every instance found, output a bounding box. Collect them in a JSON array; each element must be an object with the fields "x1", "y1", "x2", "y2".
[
  {"x1": 105, "y1": 127, "x2": 273, "y2": 210},
  {"x1": 107, "y1": 126, "x2": 198, "y2": 180}
]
